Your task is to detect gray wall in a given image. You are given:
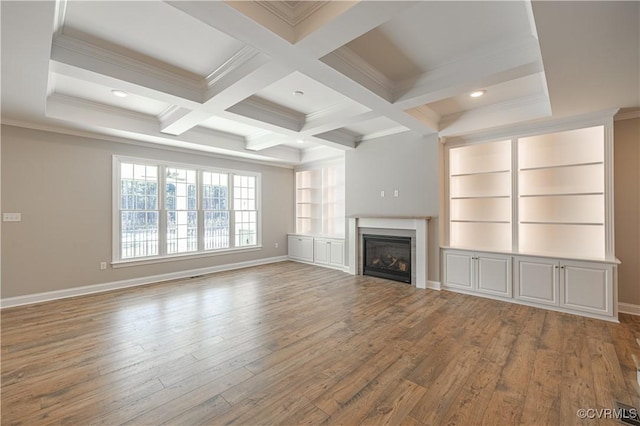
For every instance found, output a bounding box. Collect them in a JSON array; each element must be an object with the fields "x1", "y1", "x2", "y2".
[
  {"x1": 614, "y1": 117, "x2": 640, "y2": 306},
  {"x1": 345, "y1": 131, "x2": 440, "y2": 282},
  {"x1": 1, "y1": 125, "x2": 294, "y2": 298}
]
